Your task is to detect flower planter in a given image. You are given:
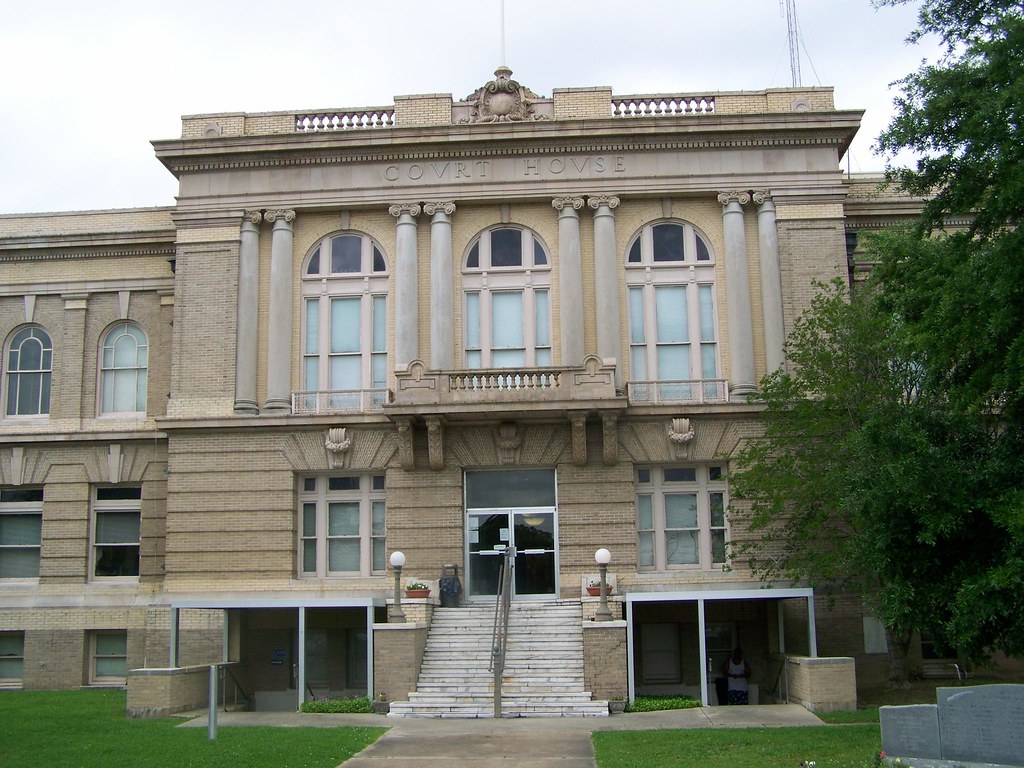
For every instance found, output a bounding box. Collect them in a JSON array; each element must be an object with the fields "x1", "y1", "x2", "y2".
[
  {"x1": 404, "y1": 589, "x2": 430, "y2": 598},
  {"x1": 608, "y1": 699, "x2": 626, "y2": 714},
  {"x1": 586, "y1": 586, "x2": 612, "y2": 596}
]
